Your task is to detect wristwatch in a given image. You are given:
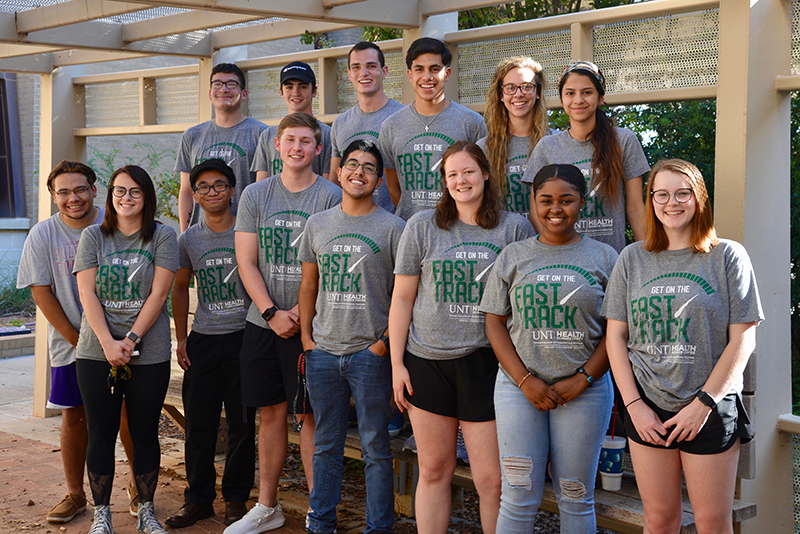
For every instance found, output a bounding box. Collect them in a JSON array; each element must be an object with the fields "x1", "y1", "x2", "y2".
[
  {"x1": 262, "y1": 306, "x2": 279, "y2": 322},
  {"x1": 125, "y1": 331, "x2": 141, "y2": 345},
  {"x1": 696, "y1": 390, "x2": 717, "y2": 408},
  {"x1": 577, "y1": 367, "x2": 594, "y2": 386},
  {"x1": 379, "y1": 334, "x2": 390, "y2": 349}
]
